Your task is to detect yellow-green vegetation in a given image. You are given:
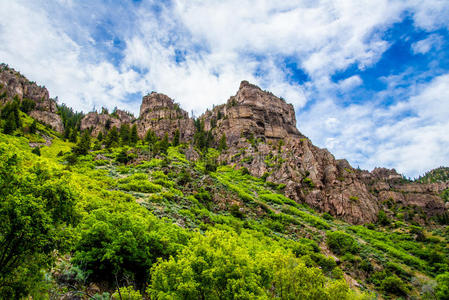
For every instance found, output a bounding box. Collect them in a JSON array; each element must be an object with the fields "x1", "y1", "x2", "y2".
[{"x1": 1, "y1": 111, "x2": 449, "y2": 299}]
